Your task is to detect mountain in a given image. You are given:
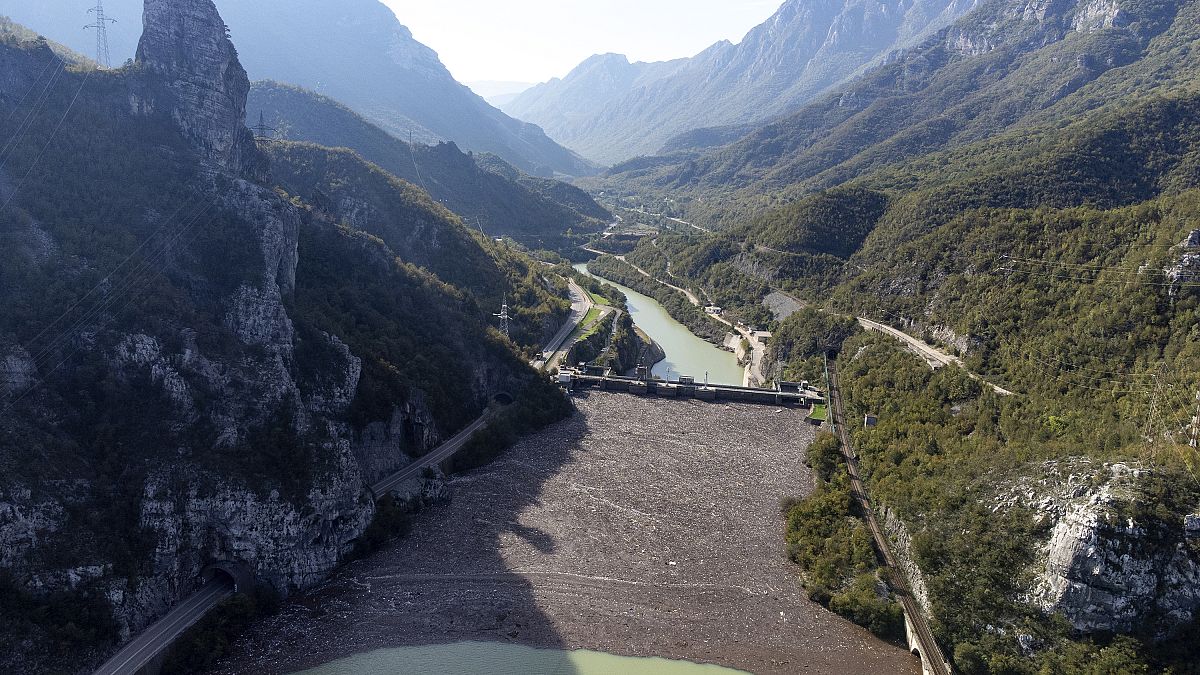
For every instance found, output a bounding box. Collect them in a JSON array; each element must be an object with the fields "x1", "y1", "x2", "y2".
[
  {"x1": 0, "y1": 0, "x2": 597, "y2": 177},
  {"x1": 589, "y1": 0, "x2": 1200, "y2": 669},
  {"x1": 504, "y1": 0, "x2": 980, "y2": 164},
  {"x1": 465, "y1": 80, "x2": 535, "y2": 107},
  {"x1": 601, "y1": 0, "x2": 1196, "y2": 216},
  {"x1": 0, "y1": 3, "x2": 571, "y2": 672},
  {"x1": 247, "y1": 81, "x2": 610, "y2": 246}
]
